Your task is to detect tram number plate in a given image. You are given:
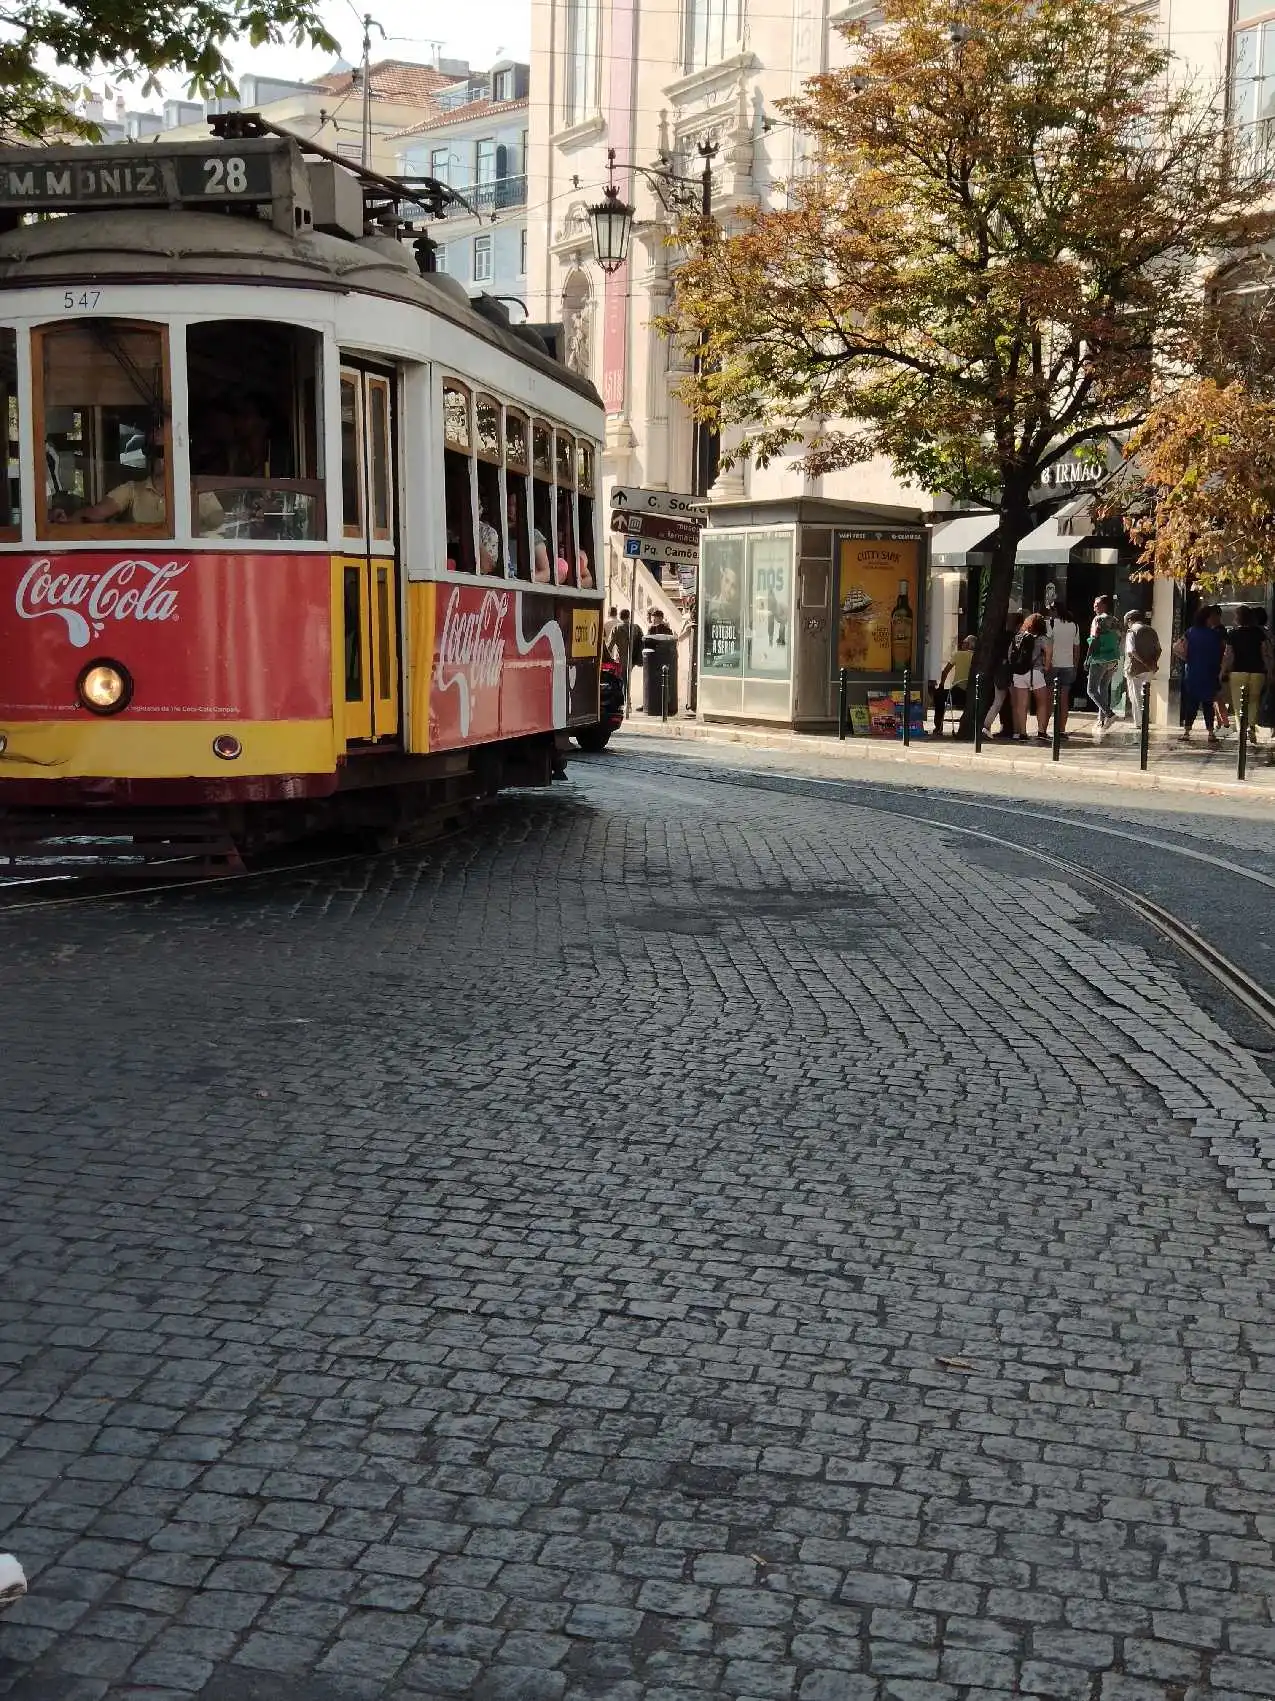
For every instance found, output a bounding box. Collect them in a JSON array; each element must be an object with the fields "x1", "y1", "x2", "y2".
[{"x1": 0, "y1": 150, "x2": 273, "y2": 210}]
